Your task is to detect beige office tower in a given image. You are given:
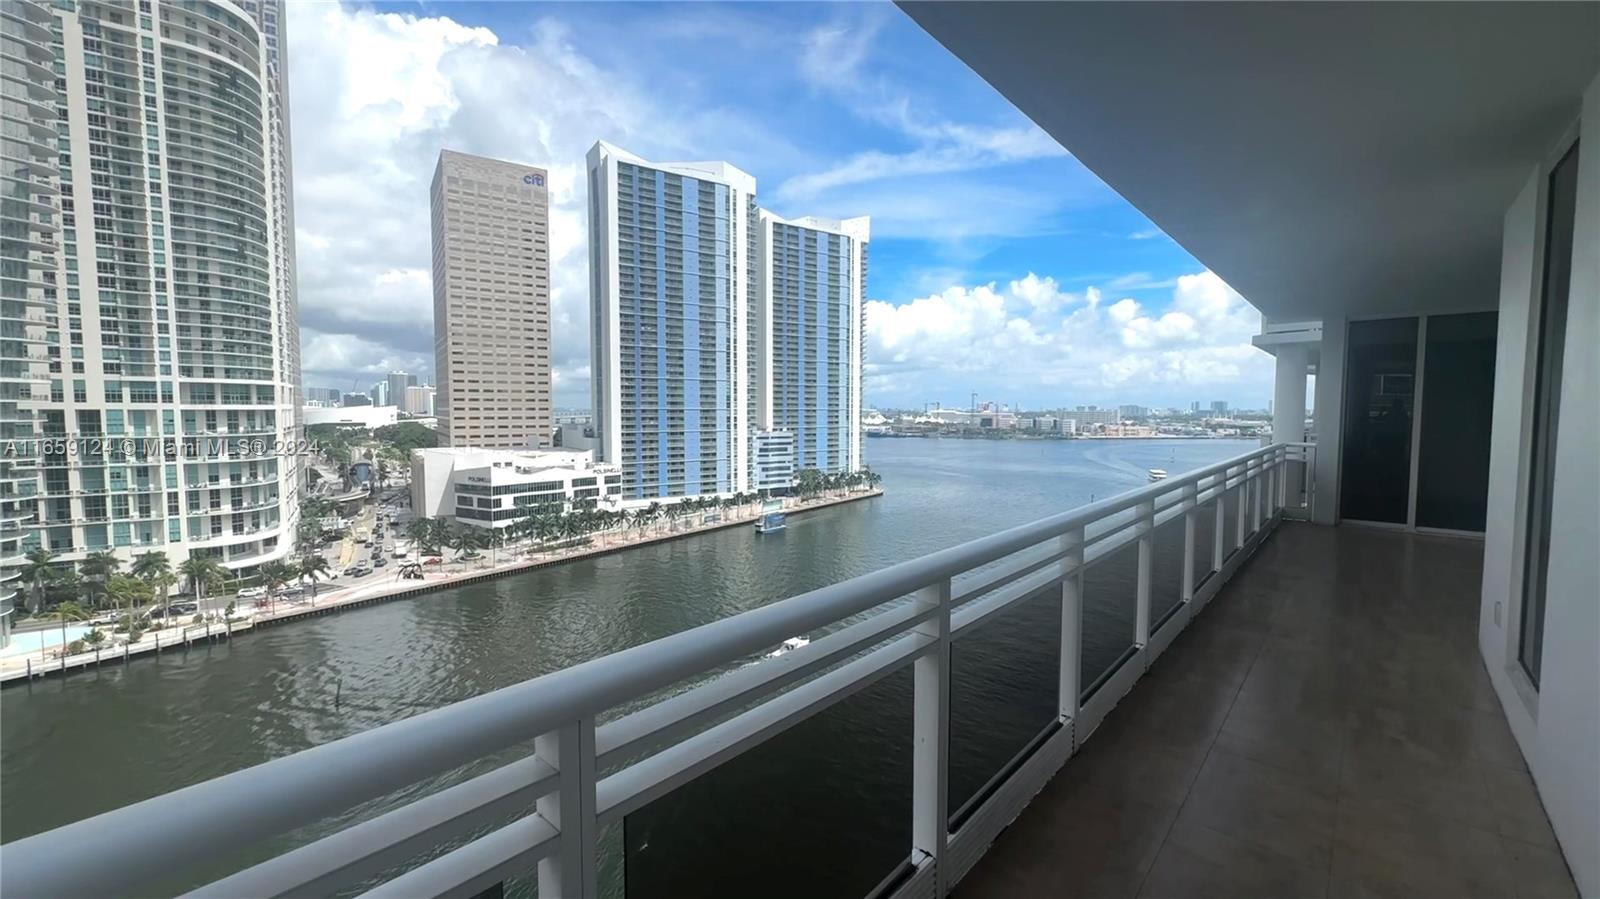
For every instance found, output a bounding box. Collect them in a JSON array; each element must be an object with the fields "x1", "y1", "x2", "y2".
[{"x1": 430, "y1": 150, "x2": 553, "y2": 449}]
